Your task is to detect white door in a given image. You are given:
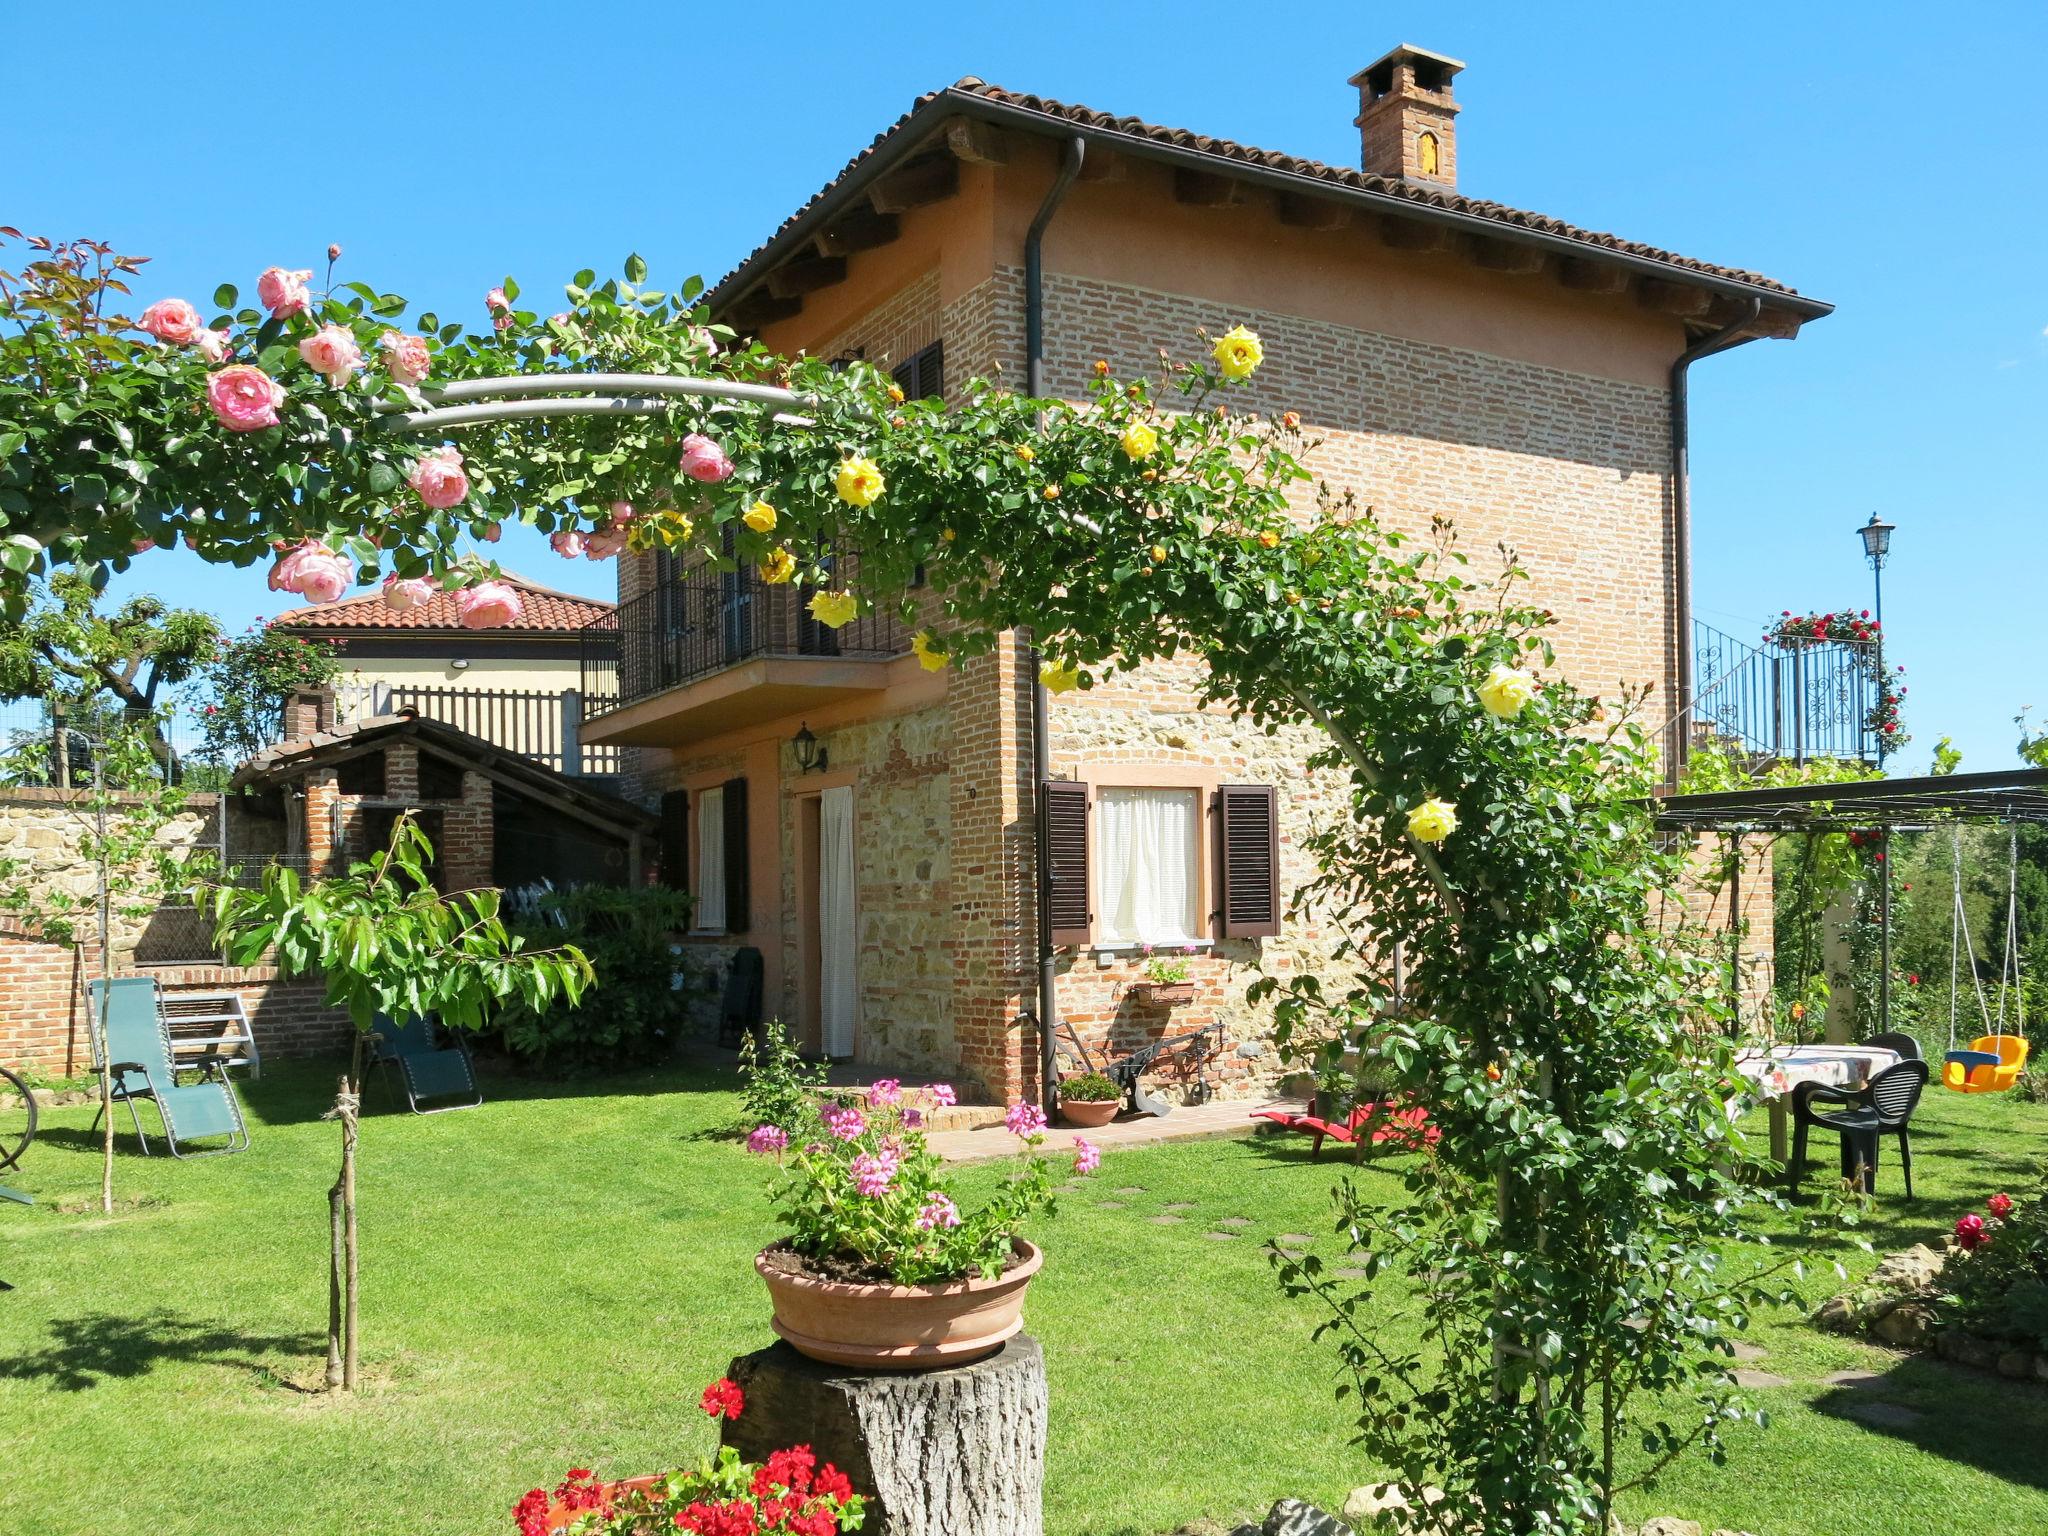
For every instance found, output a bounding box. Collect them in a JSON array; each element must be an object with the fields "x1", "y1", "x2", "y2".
[{"x1": 818, "y1": 785, "x2": 858, "y2": 1058}]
